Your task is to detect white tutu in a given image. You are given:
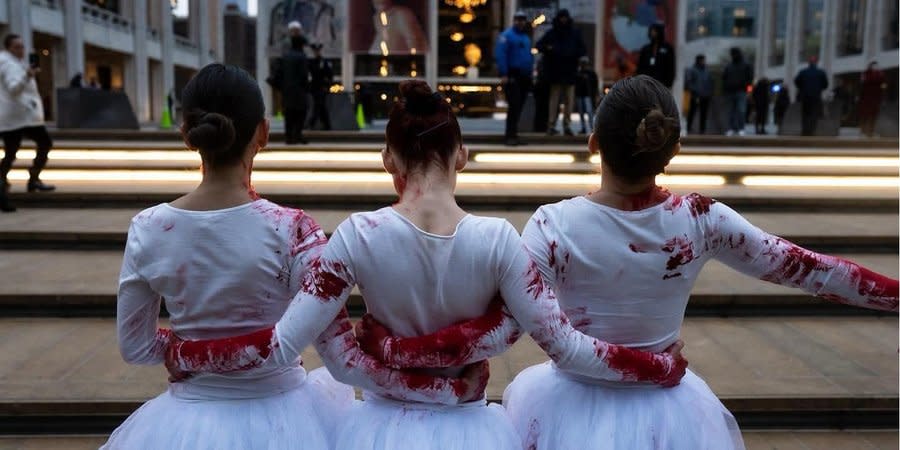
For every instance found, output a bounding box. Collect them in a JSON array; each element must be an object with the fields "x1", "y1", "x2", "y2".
[
  {"x1": 101, "y1": 368, "x2": 355, "y2": 450},
  {"x1": 503, "y1": 362, "x2": 745, "y2": 450},
  {"x1": 333, "y1": 393, "x2": 522, "y2": 450}
]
